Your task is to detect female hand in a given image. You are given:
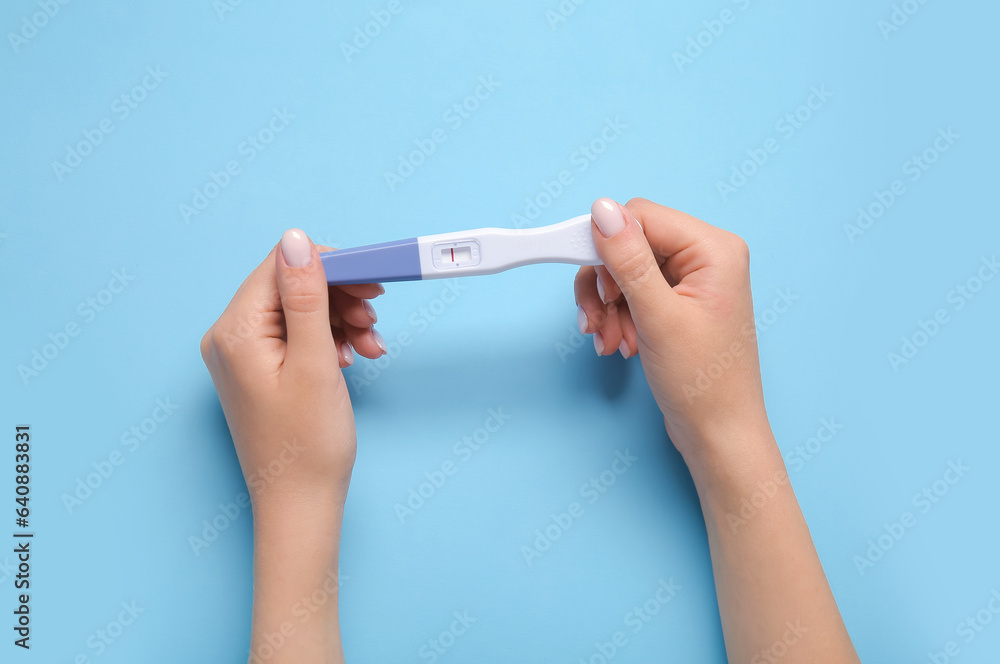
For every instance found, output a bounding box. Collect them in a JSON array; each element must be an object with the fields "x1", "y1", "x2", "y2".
[
  {"x1": 200, "y1": 229, "x2": 386, "y2": 505},
  {"x1": 201, "y1": 229, "x2": 387, "y2": 663},
  {"x1": 575, "y1": 197, "x2": 771, "y2": 475},
  {"x1": 576, "y1": 199, "x2": 861, "y2": 664}
]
